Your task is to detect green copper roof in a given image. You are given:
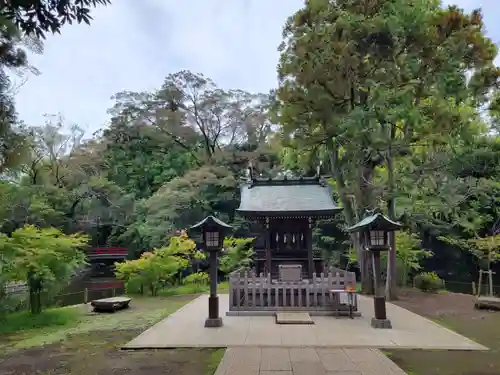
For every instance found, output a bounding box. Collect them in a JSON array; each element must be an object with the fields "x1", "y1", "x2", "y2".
[
  {"x1": 237, "y1": 176, "x2": 341, "y2": 216},
  {"x1": 346, "y1": 213, "x2": 402, "y2": 232}
]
